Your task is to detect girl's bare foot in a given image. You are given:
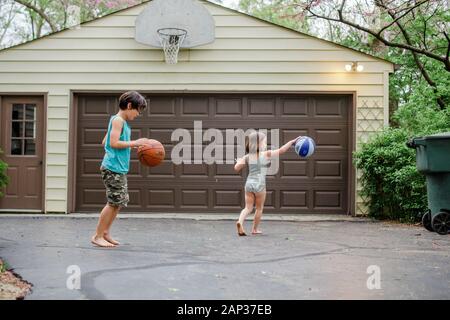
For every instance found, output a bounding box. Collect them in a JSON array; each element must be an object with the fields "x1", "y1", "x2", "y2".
[
  {"x1": 236, "y1": 221, "x2": 247, "y2": 236},
  {"x1": 104, "y1": 233, "x2": 120, "y2": 245},
  {"x1": 91, "y1": 235, "x2": 116, "y2": 247},
  {"x1": 252, "y1": 229, "x2": 263, "y2": 235}
]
